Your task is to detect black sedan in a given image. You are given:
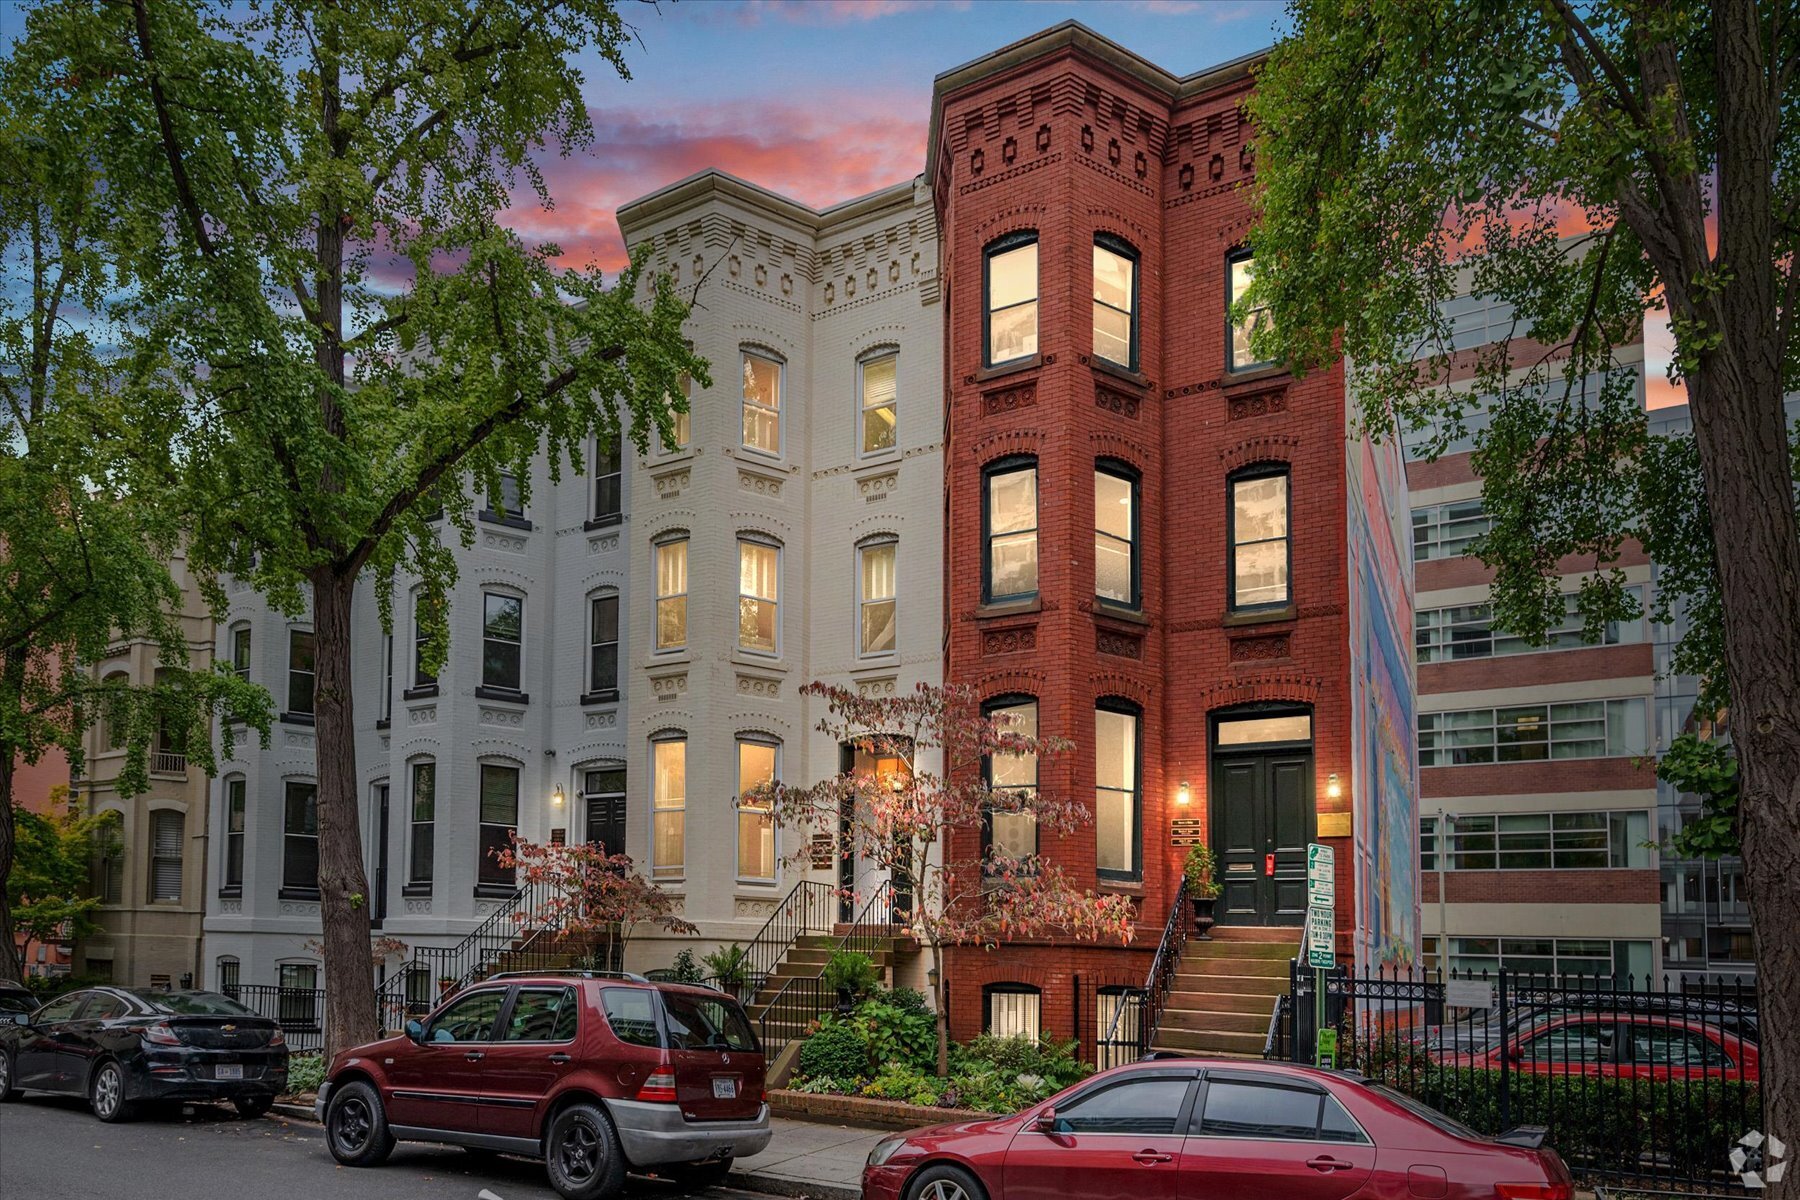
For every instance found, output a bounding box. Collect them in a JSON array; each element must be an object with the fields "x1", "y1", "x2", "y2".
[
  {"x1": 0, "y1": 980, "x2": 36, "y2": 1017},
  {"x1": 0, "y1": 986, "x2": 288, "y2": 1121}
]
